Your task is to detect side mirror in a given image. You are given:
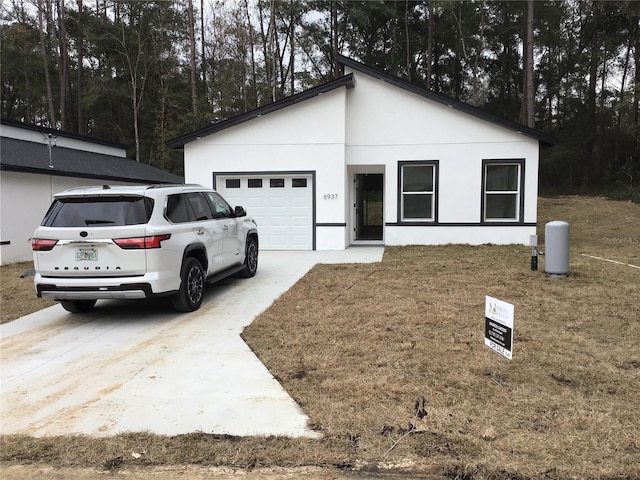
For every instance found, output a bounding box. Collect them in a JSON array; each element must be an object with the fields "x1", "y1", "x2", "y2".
[{"x1": 234, "y1": 206, "x2": 247, "y2": 217}]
